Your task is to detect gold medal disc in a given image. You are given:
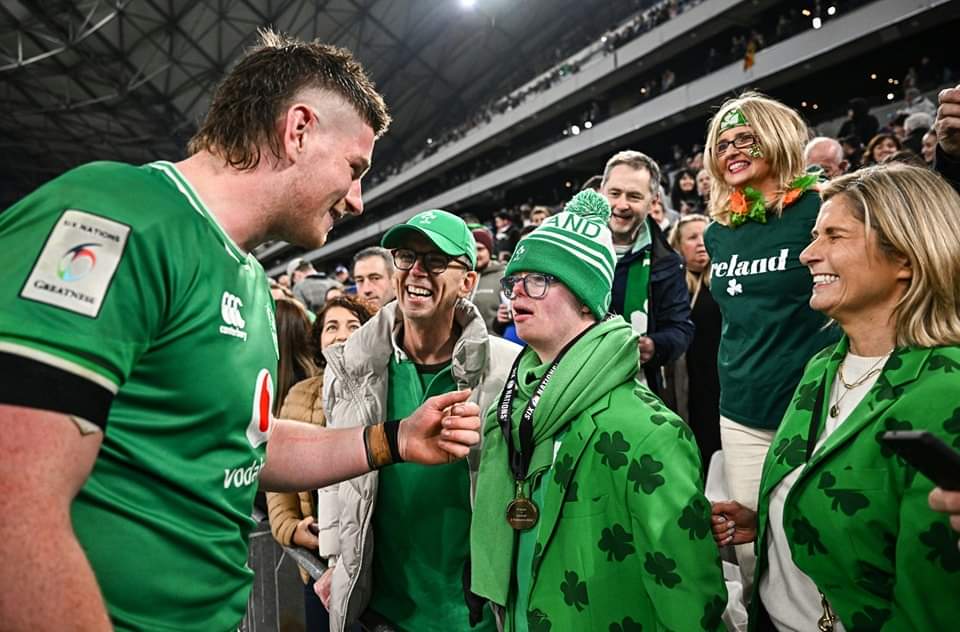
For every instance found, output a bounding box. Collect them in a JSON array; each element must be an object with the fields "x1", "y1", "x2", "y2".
[{"x1": 506, "y1": 497, "x2": 540, "y2": 530}]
